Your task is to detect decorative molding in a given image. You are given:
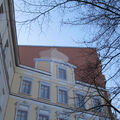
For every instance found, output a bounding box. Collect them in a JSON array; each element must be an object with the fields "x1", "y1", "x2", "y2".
[{"x1": 34, "y1": 58, "x2": 76, "y2": 69}]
